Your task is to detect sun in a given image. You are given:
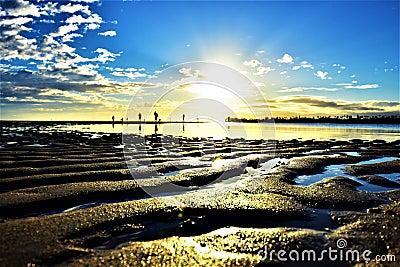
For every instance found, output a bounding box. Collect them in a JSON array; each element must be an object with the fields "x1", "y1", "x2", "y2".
[{"x1": 184, "y1": 83, "x2": 238, "y2": 103}]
